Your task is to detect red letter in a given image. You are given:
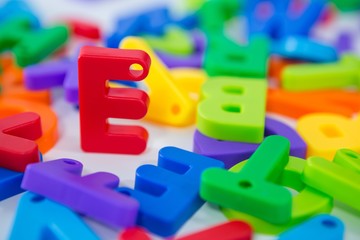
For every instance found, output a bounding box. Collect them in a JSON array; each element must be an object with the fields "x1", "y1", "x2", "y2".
[
  {"x1": 0, "y1": 112, "x2": 42, "y2": 172},
  {"x1": 78, "y1": 46, "x2": 150, "y2": 154}
]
